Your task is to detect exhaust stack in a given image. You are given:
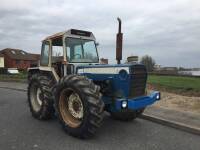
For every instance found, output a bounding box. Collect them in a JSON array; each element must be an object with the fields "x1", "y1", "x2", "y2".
[{"x1": 116, "y1": 17, "x2": 123, "y2": 64}]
